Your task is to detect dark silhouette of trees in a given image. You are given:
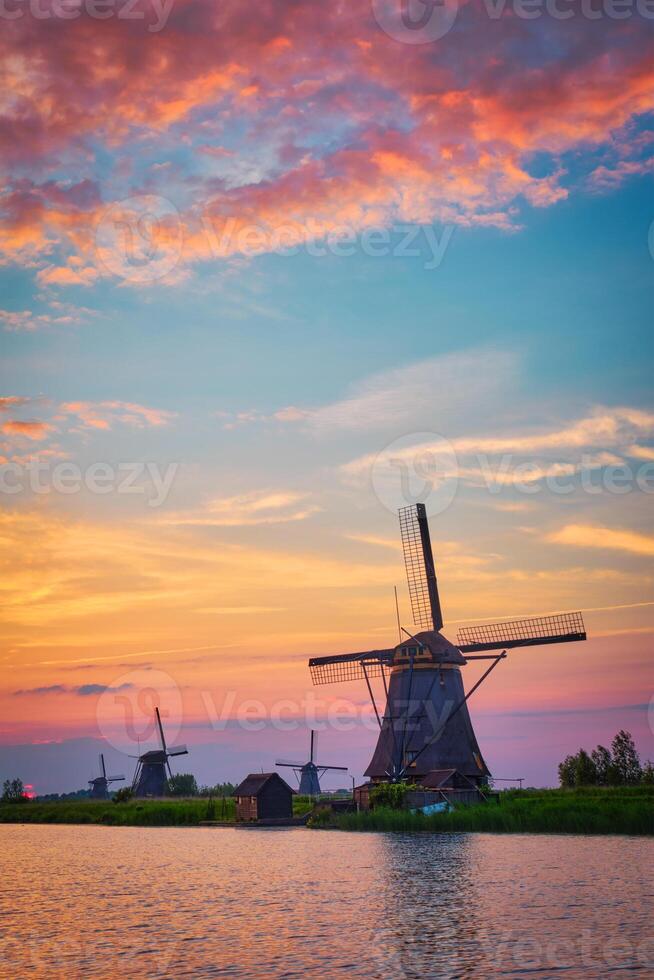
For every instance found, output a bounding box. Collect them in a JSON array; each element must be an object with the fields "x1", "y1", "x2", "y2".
[
  {"x1": 611, "y1": 730, "x2": 642, "y2": 784},
  {"x1": 558, "y1": 731, "x2": 645, "y2": 788},
  {"x1": 558, "y1": 755, "x2": 577, "y2": 788},
  {"x1": 168, "y1": 773, "x2": 198, "y2": 796},
  {"x1": 591, "y1": 745, "x2": 614, "y2": 785},
  {"x1": 199, "y1": 781, "x2": 236, "y2": 797},
  {"x1": 2, "y1": 778, "x2": 27, "y2": 802},
  {"x1": 574, "y1": 750, "x2": 597, "y2": 786}
]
